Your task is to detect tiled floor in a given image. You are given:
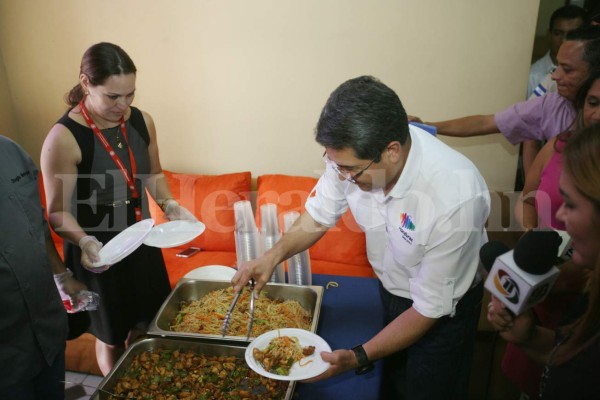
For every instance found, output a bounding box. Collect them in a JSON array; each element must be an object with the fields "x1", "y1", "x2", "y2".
[{"x1": 65, "y1": 371, "x2": 103, "y2": 400}]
